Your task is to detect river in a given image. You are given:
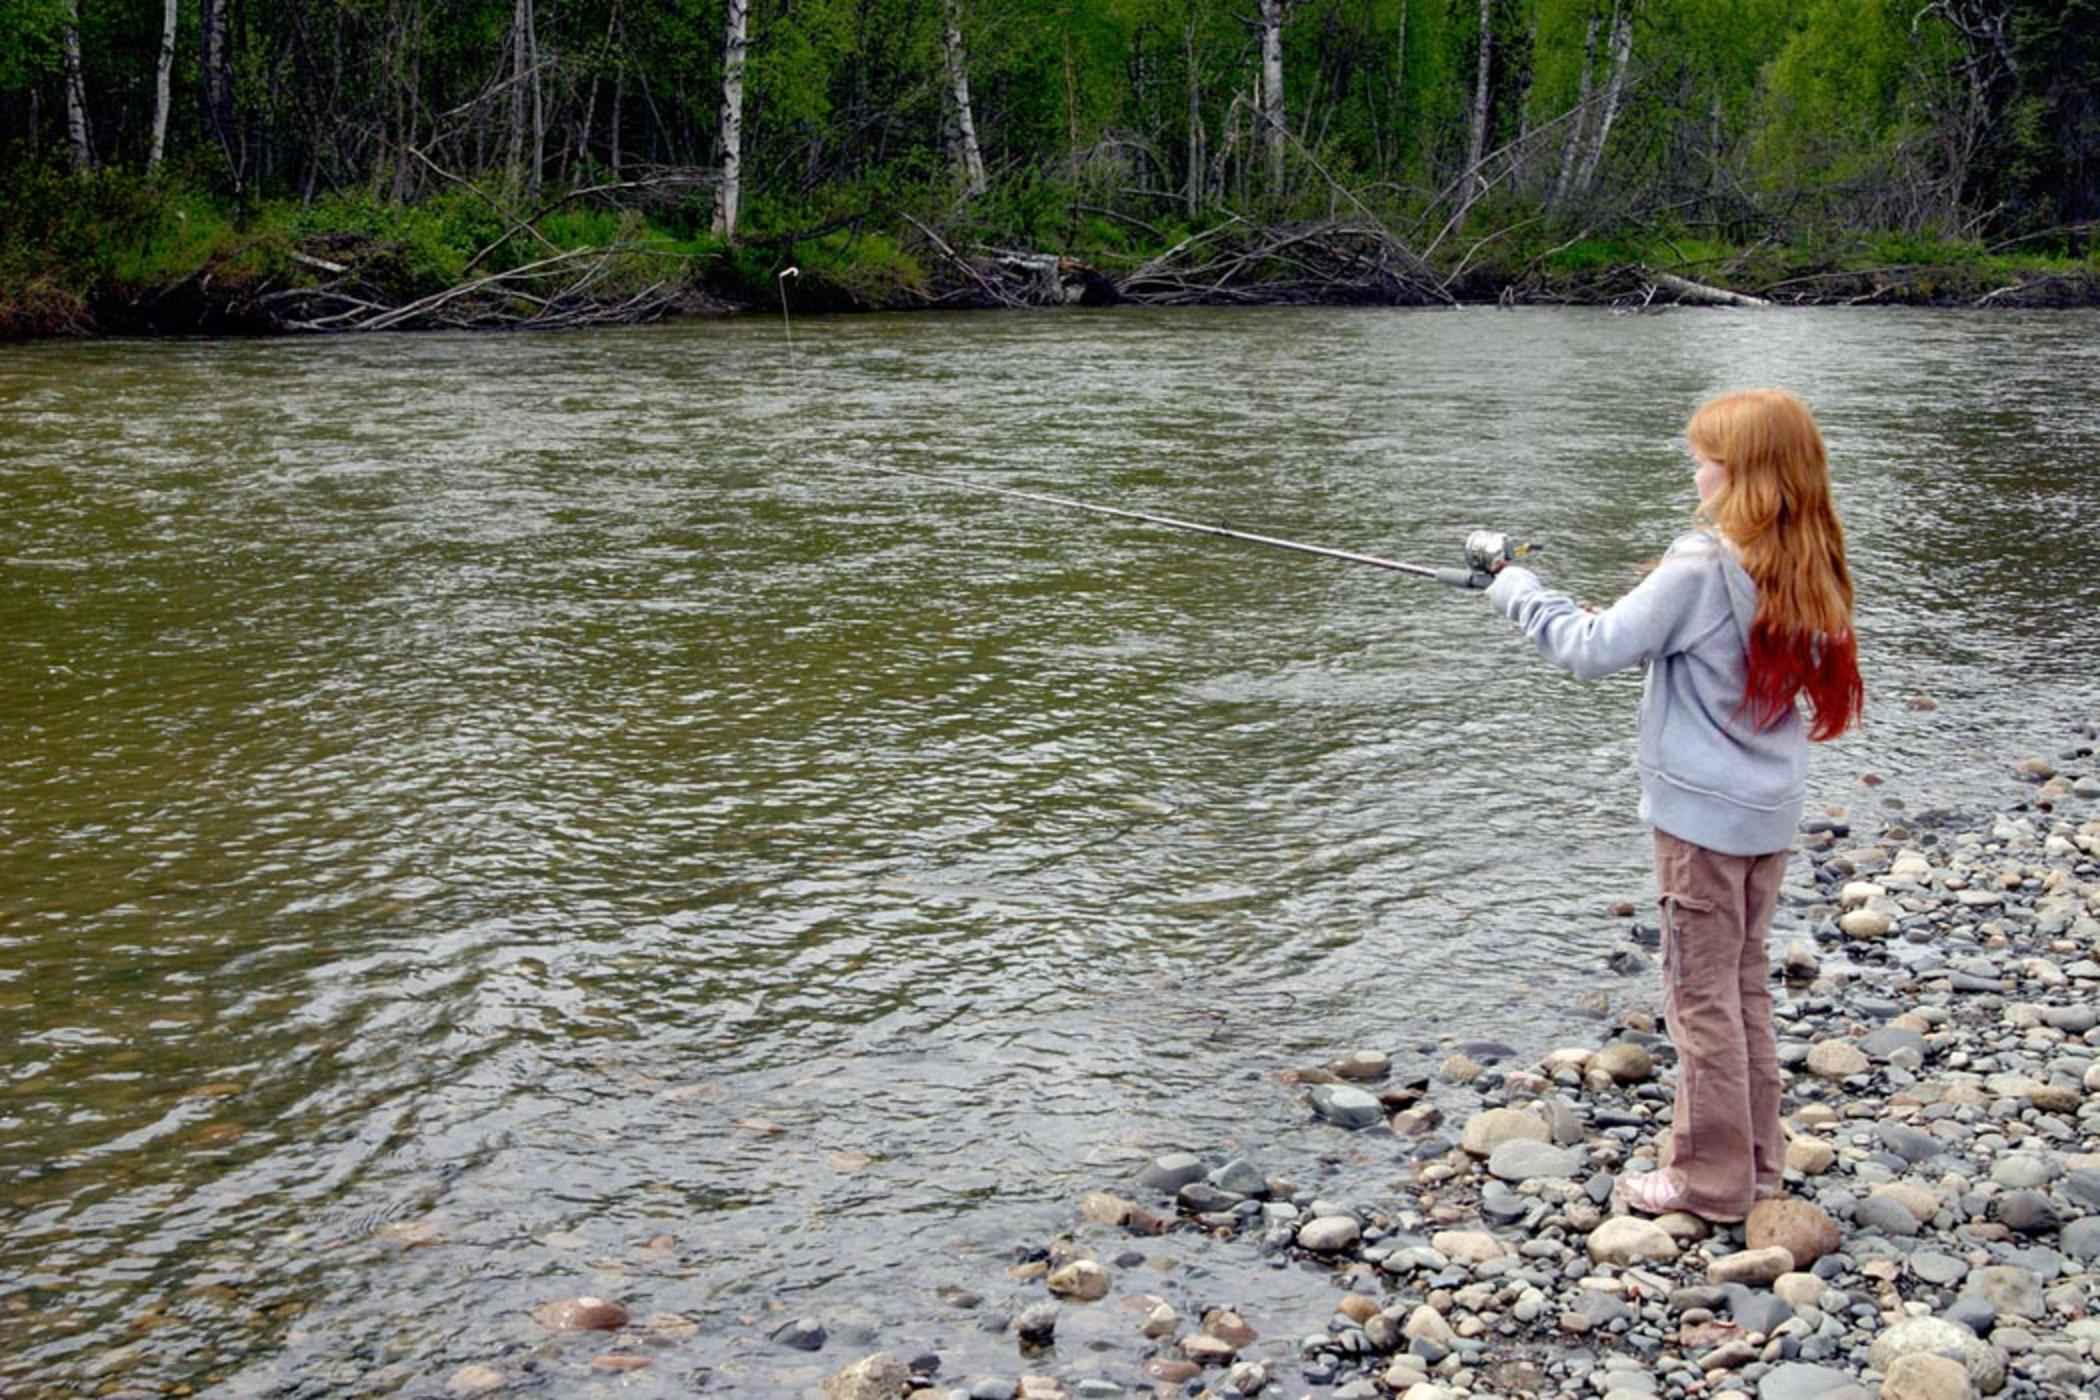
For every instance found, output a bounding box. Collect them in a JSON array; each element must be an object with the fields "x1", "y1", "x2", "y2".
[{"x1": 2, "y1": 307, "x2": 2098, "y2": 1396}]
